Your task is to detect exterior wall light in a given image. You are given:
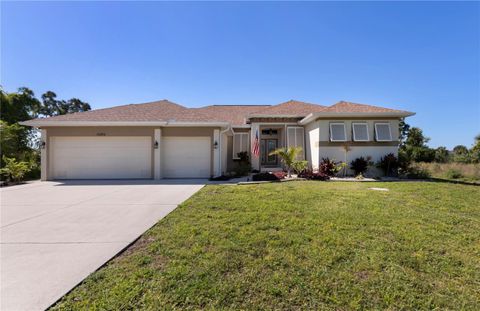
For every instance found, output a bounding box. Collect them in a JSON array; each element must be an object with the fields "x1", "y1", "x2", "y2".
[
  {"x1": 40, "y1": 141, "x2": 46, "y2": 149},
  {"x1": 153, "y1": 141, "x2": 159, "y2": 149},
  {"x1": 213, "y1": 141, "x2": 218, "y2": 149}
]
